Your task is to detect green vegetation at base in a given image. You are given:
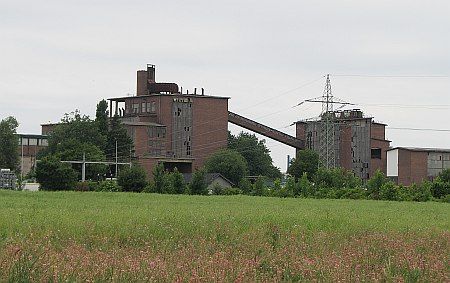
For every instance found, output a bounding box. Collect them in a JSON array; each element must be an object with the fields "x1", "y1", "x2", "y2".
[{"x1": 0, "y1": 190, "x2": 448, "y2": 281}]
